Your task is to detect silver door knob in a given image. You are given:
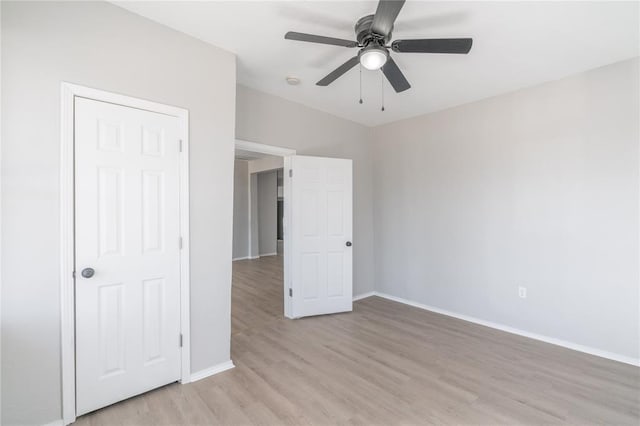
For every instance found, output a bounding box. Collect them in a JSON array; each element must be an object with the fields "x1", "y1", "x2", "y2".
[{"x1": 81, "y1": 268, "x2": 95, "y2": 278}]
